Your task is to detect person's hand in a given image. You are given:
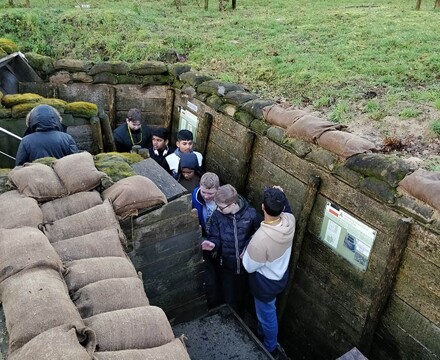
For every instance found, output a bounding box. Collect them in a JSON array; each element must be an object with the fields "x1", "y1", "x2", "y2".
[
  {"x1": 201, "y1": 240, "x2": 215, "y2": 251},
  {"x1": 272, "y1": 185, "x2": 284, "y2": 193}
]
